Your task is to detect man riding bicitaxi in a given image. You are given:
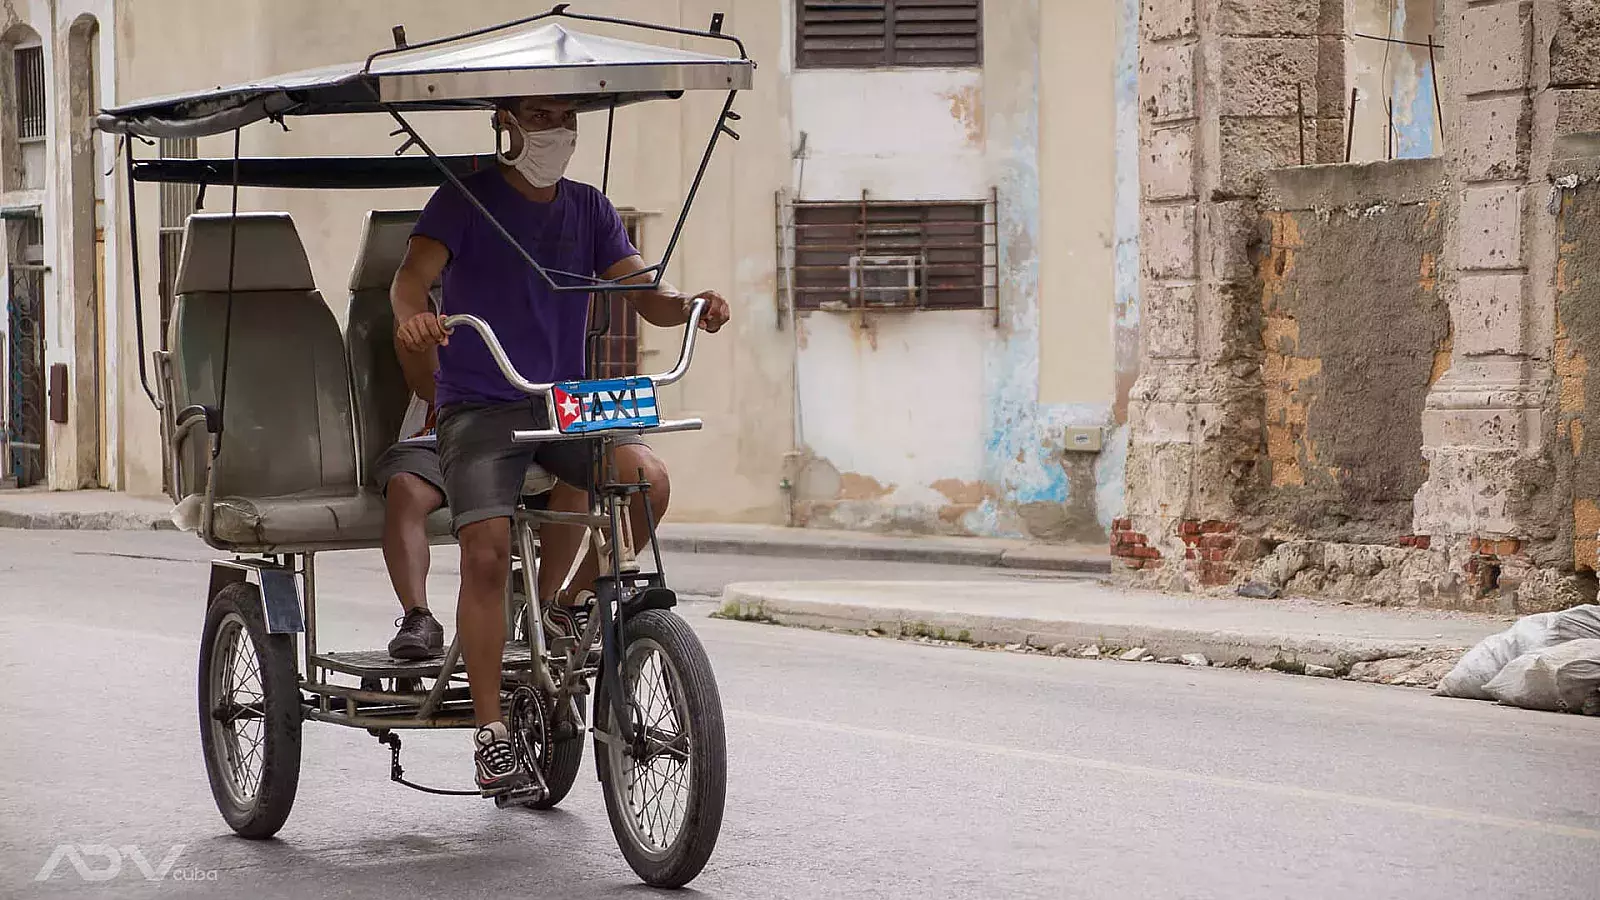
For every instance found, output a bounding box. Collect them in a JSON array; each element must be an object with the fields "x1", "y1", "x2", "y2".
[{"x1": 379, "y1": 95, "x2": 730, "y2": 797}]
